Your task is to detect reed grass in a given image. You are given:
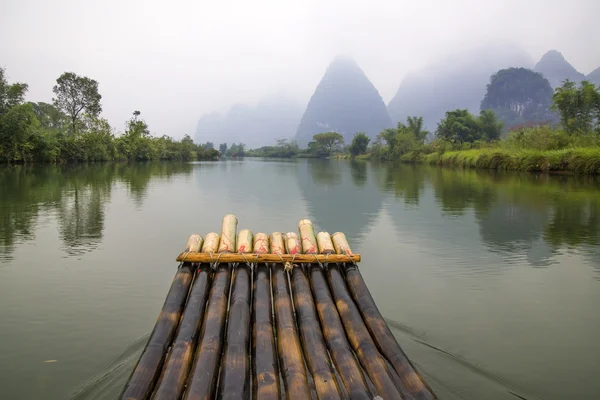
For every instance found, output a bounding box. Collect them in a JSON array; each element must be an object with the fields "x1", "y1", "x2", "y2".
[{"x1": 408, "y1": 147, "x2": 600, "y2": 174}]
